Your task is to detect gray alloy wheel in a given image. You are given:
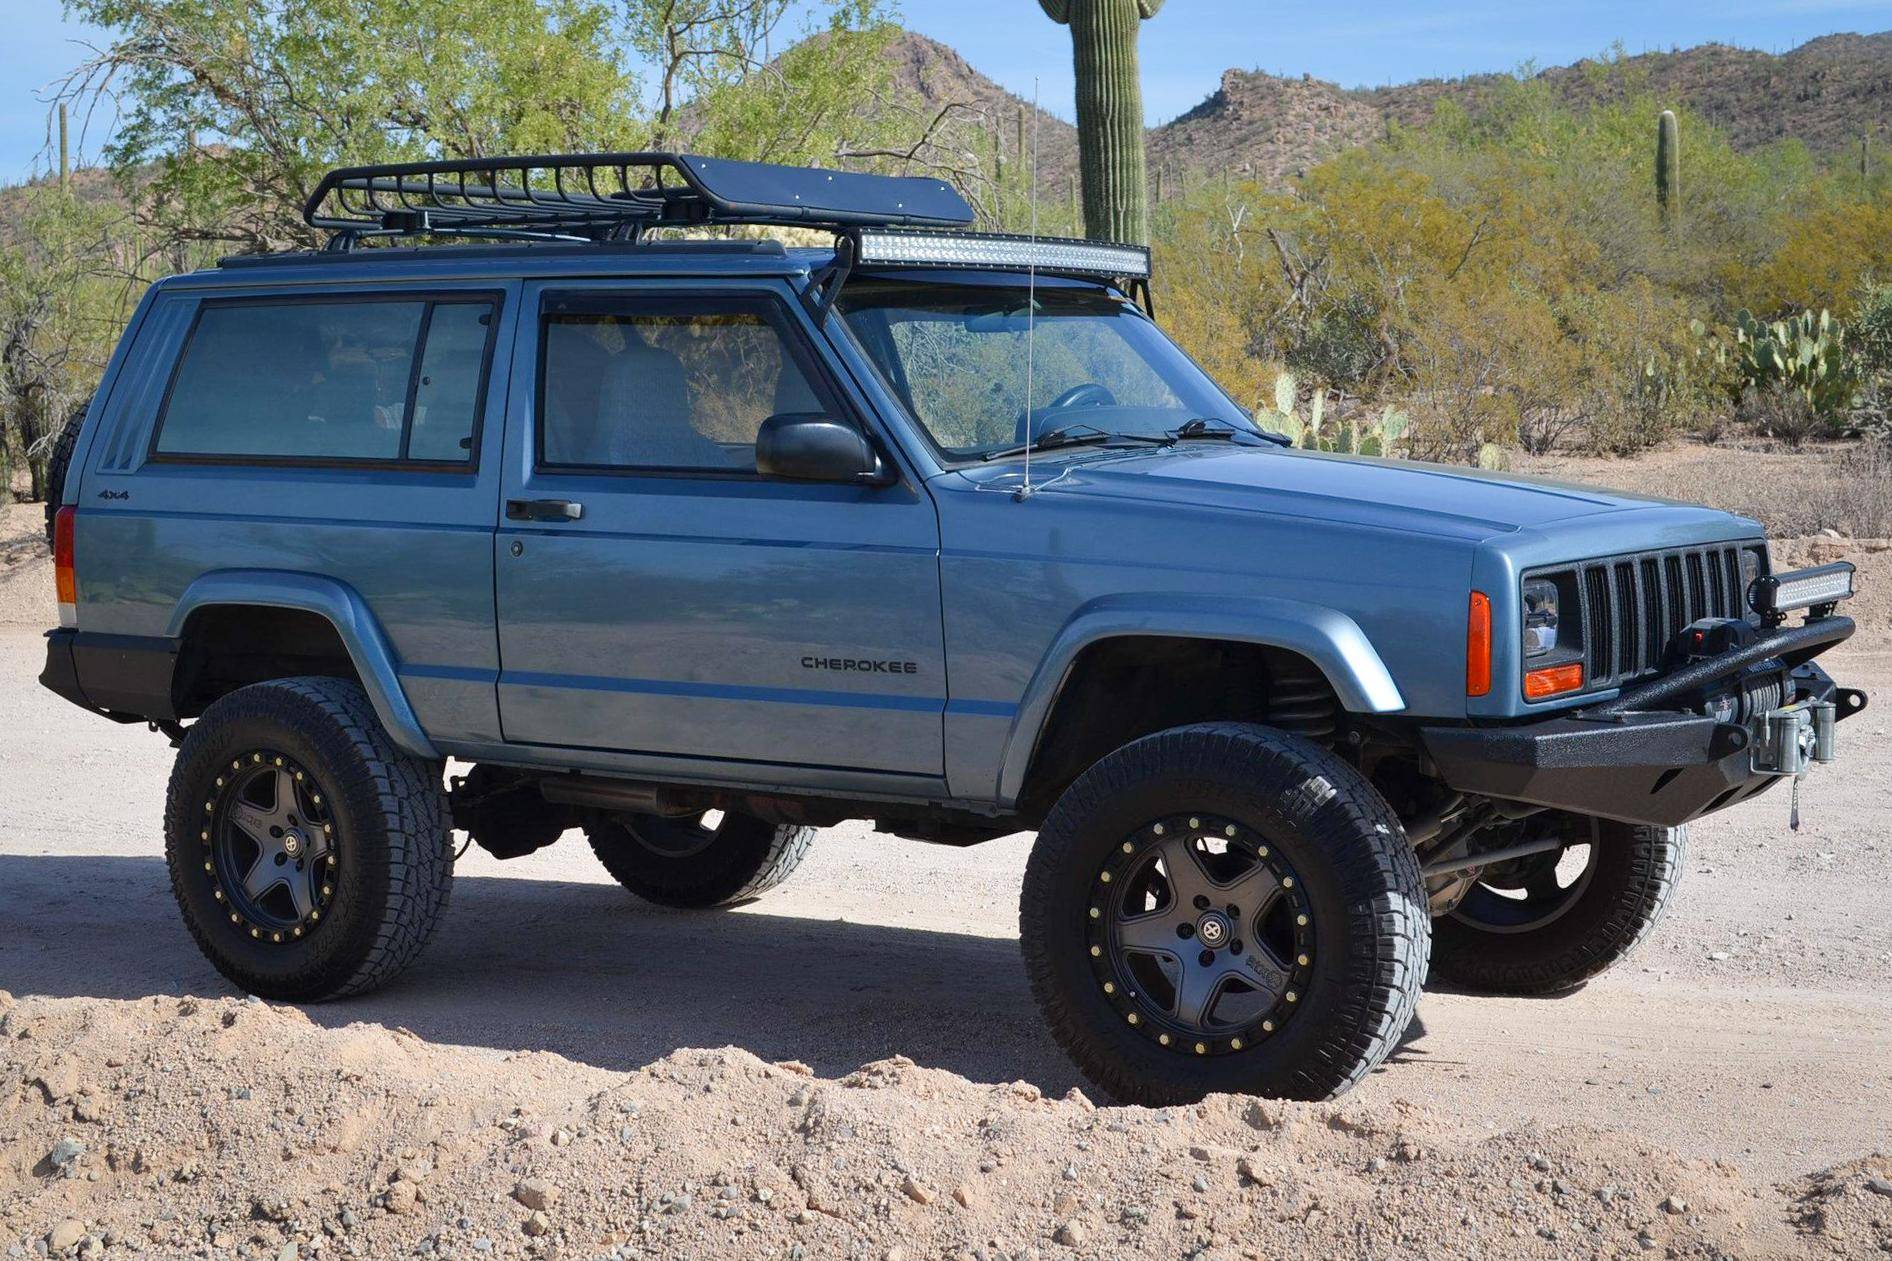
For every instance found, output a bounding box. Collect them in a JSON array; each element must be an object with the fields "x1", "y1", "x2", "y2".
[
  {"x1": 1021, "y1": 722, "x2": 1429, "y2": 1105},
  {"x1": 164, "y1": 676, "x2": 453, "y2": 1001}
]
